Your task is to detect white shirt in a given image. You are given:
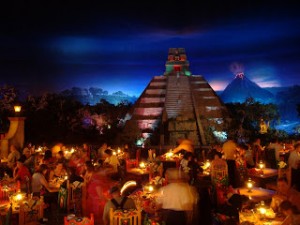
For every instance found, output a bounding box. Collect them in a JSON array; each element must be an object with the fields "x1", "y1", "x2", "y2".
[
  {"x1": 288, "y1": 150, "x2": 300, "y2": 170},
  {"x1": 104, "y1": 155, "x2": 120, "y2": 173},
  {"x1": 156, "y1": 182, "x2": 197, "y2": 211}
]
